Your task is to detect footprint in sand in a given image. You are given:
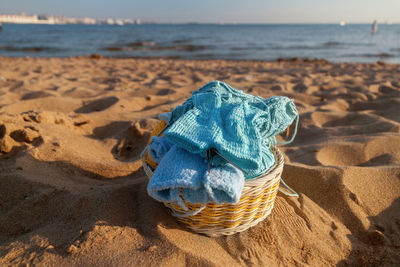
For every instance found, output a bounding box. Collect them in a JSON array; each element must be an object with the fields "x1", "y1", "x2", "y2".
[
  {"x1": 156, "y1": 88, "x2": 176, "y2": 96},
  {"x1": 9, "y1": 80, "x2": 25, "y2": 92},
  {"x1": 316, "y1": 135, "x2": 400, "y2": 166},
  {"x1": 10, "y1": 127, "x2": 42, "y2": 144},
  {"x1": 0, "y1": 124, "x2": 43, "y2": 154},
  {"x1": 112, "y1": 120, "x2": 162, "y2": 161},
  {"x1": 90, "y1": 118, "x2": 158, "y2": 161},
  {"x1": 21, "y1": 91, "x2": 54, "y2": 100},
  {"x1": 32, "y1": 67, "x2": 42, "y2": 74},
  {"x1": 322, "y1": 113, "x2": 379, "y2": 127},
  {"x1": 74, "y1": 96, "x2": 119, "y2": 113},
  {"x1": 311, "y1": 111, "x2": 399, "y2": 135},
  {"x1": 91, "y1": 77, "x2": 122, "y2": 84},
  {"x1": 316, "y1": 144, "x2": 366, "y2": 166}
]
